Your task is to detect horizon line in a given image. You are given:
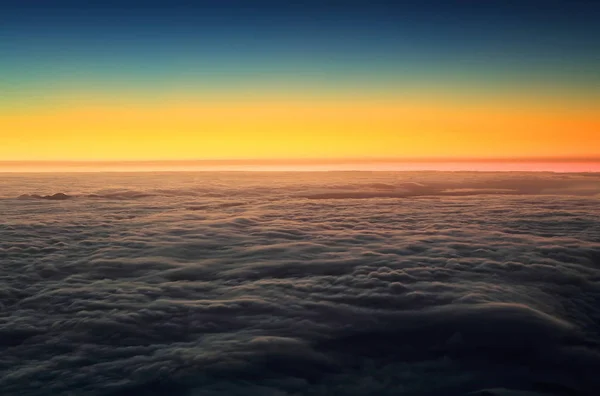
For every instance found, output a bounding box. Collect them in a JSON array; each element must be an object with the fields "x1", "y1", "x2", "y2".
[{"x1": 2, "y1": 157, "x2": 600, "y2": 167}]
